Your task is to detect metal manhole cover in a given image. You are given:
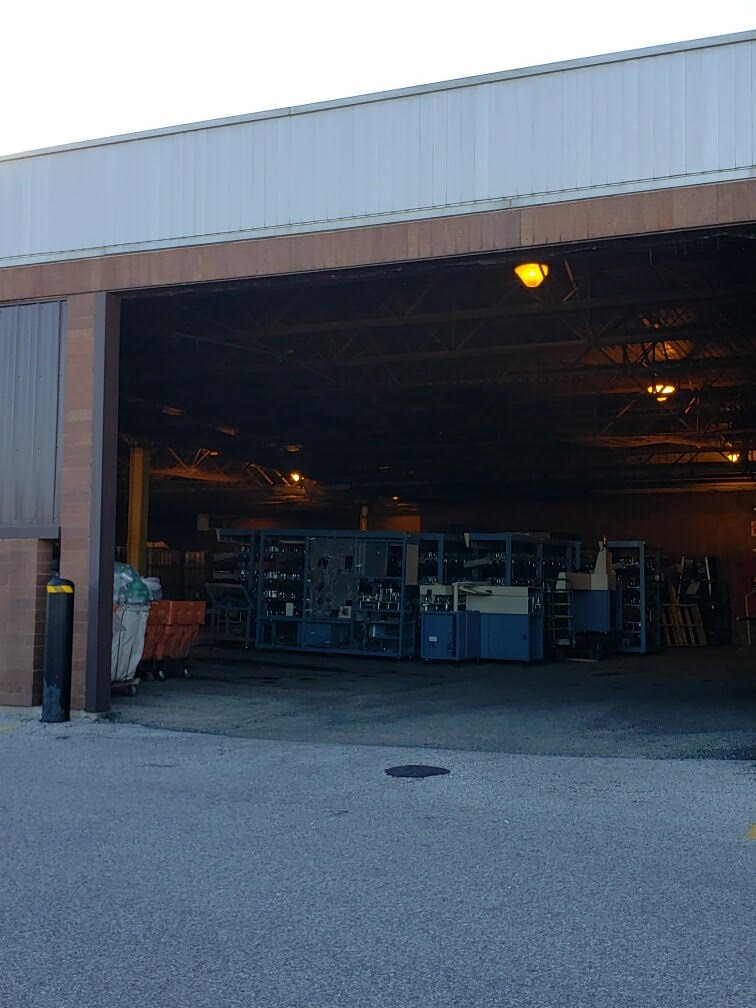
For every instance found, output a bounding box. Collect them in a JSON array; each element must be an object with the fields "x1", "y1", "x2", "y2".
[{"x1": 385, "y1": 764, "x2": 450, "y2": 779}]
